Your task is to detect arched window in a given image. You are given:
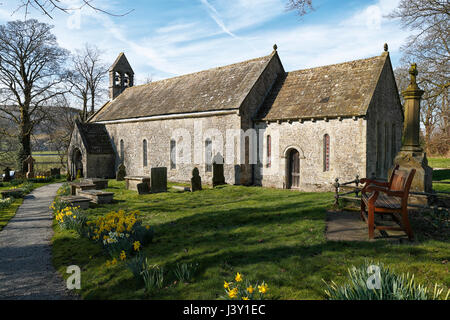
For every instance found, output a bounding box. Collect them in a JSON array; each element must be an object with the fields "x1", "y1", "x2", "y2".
[
  {"x1": 143, "y1": 139, "x2": 148, "y2": 167},
  {"x1": 170, "y1": 139, "x2": 176, "y2": 170},
  {"x1": 123, "y1": 73, "x2": 130, "y2": 87},
  {"x1": 323, "y1": 134, "x2": 330, "y2": 172},
  {"x1": 205, "y1": 139, "x2": 212, "y2": 172},
  {"x1": 120, "y1": 139, "x2": 124, "y2": 162},
  {"x1": 266, "y1": 135, "x2": 272, "y2": 168}
]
